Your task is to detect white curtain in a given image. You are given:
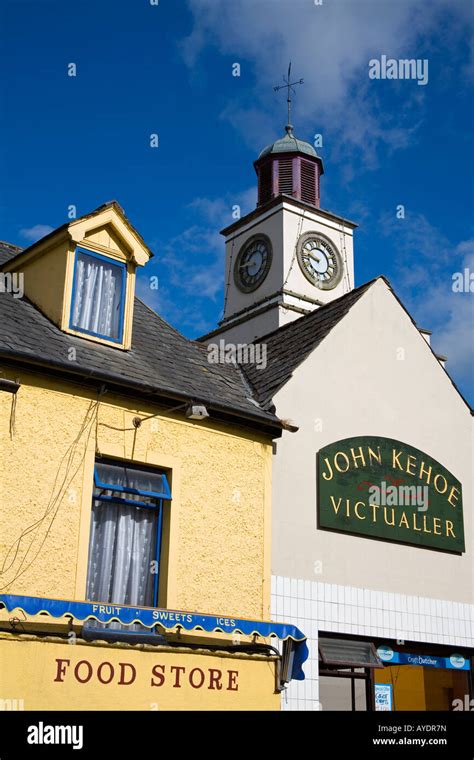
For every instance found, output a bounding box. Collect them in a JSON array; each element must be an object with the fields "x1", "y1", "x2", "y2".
[
  {"x1": 72, "y1": 252, "x2": 123, "y2": 339},
  {"x1": 86, "y1": 464, "x2": 159, "y2": 611}
]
